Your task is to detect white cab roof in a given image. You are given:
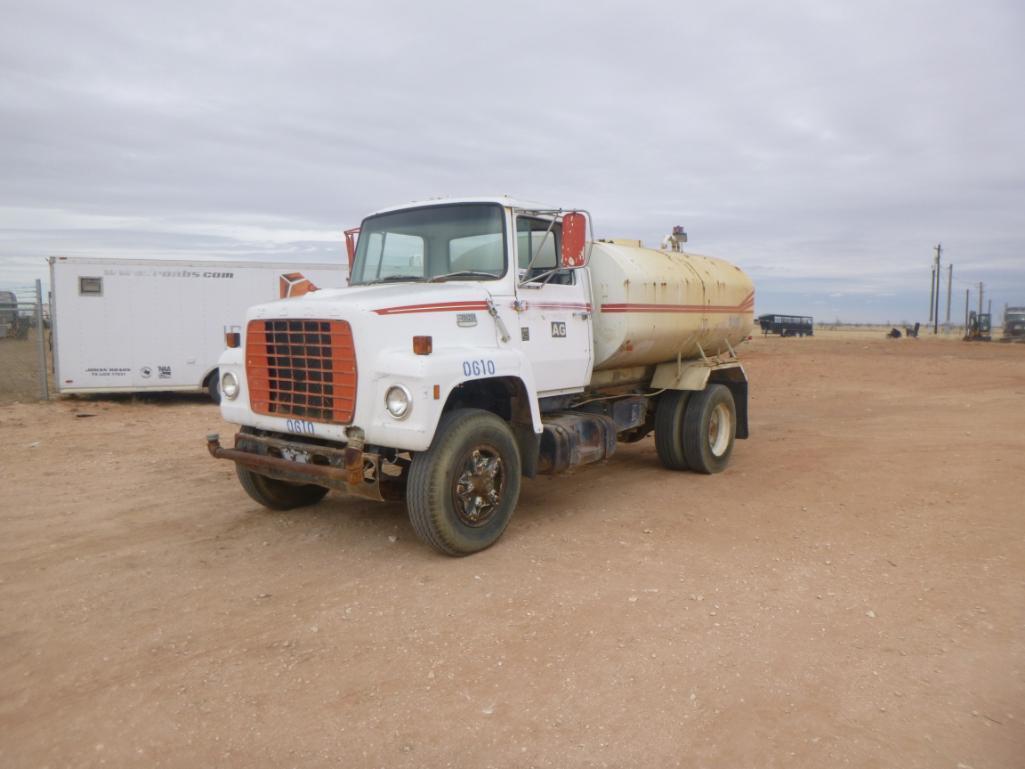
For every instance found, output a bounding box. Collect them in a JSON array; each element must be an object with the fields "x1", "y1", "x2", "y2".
[{"x1": 366, "y1": 196, "x2": 563, "y2": 217}]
